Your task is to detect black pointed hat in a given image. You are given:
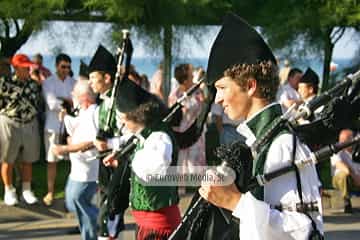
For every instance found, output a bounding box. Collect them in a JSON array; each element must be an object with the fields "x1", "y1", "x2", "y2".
[
  {"x1": 115, "y1": 77, "x2": 160, "y2": 113},
  {"x1": 88, "y1": 45, "x2": 116, "y2": 75},
  {"x1": 299, "y1": 67, "x2": 319, "y2": 86},
  {"x1": 206, "y1": 13, "x2": 277, "y2": 85},
  {"x1": 79, "y1": 59, "x2": 89, "y2": 78}
]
